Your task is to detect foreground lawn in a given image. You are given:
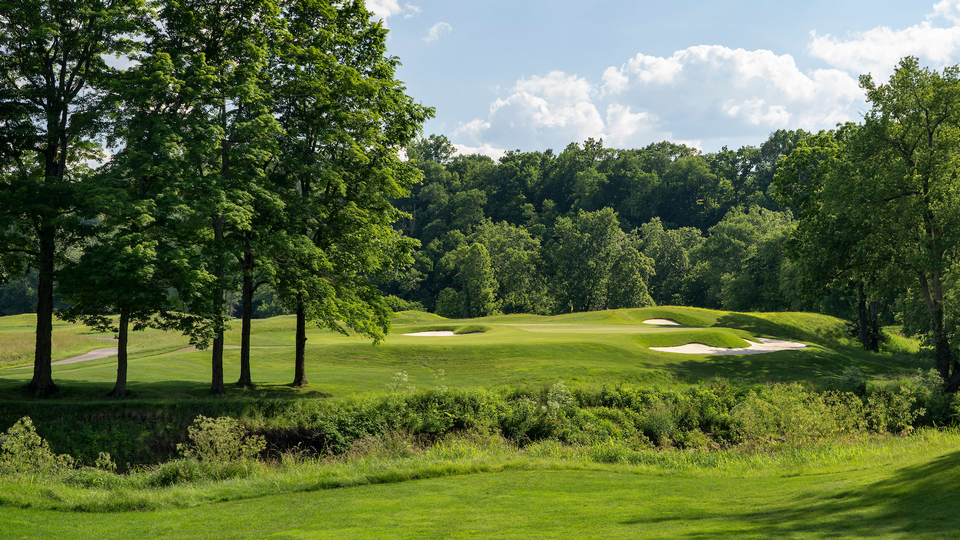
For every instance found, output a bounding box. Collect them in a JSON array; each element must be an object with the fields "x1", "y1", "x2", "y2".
[{"x1": 1, "y1": 431, "x2": 958, "y2": 539}]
